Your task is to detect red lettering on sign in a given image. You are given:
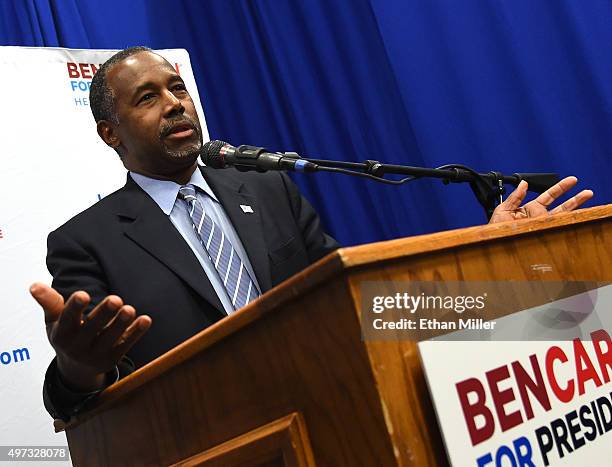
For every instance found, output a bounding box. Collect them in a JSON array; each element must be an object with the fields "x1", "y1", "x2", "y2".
[
  {"x1": 79, "y1": 63, "x2": 92, "y2": 79},
  {"x1": 511, "y1": 354, "x2": 551, "y2": 420},
  {"x1": 574, "y1": 337, "x2": 602, "y2": 395},
  {"x1": 592, "y1": 329, "x2": 612, "y2": 383},
  {"x1": 545, "y1": 346, "x2": 574, "y2": 403},
  {"x1": 487, "y1": 365, "x2": 523, "y2": 432},
  {"x1": 454, "y1": 329, "x2": 611, "y2": 449},
  {"x1": 456, "y1": 377, "x2": 495, "y2": 445},
  {"x1": 67, "y1": 62, "x2": 79, "y2": 78},
  {"x1": 66, "y1": 62, "x2": 102, "y2": 79}
]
